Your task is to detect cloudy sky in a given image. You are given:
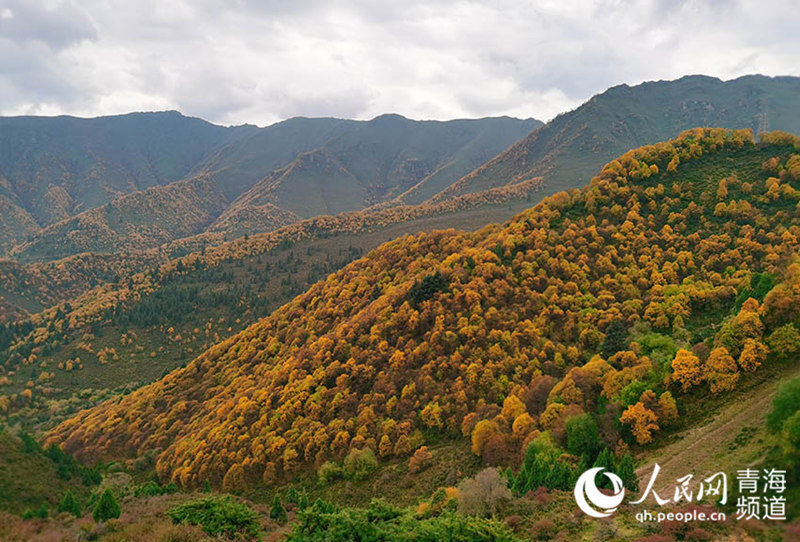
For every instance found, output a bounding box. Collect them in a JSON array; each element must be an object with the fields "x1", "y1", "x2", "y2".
[{"x1": 1, "y1": 0, "x2": 798, "y2": 126}]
